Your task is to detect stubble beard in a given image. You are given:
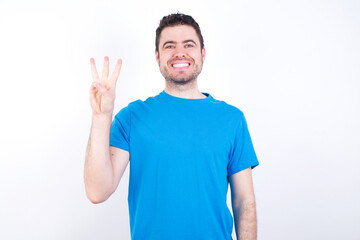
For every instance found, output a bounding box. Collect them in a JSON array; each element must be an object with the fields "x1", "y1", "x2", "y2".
[{"x1": 159, "y1": 58, "x2": 203, "y2": 86}]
